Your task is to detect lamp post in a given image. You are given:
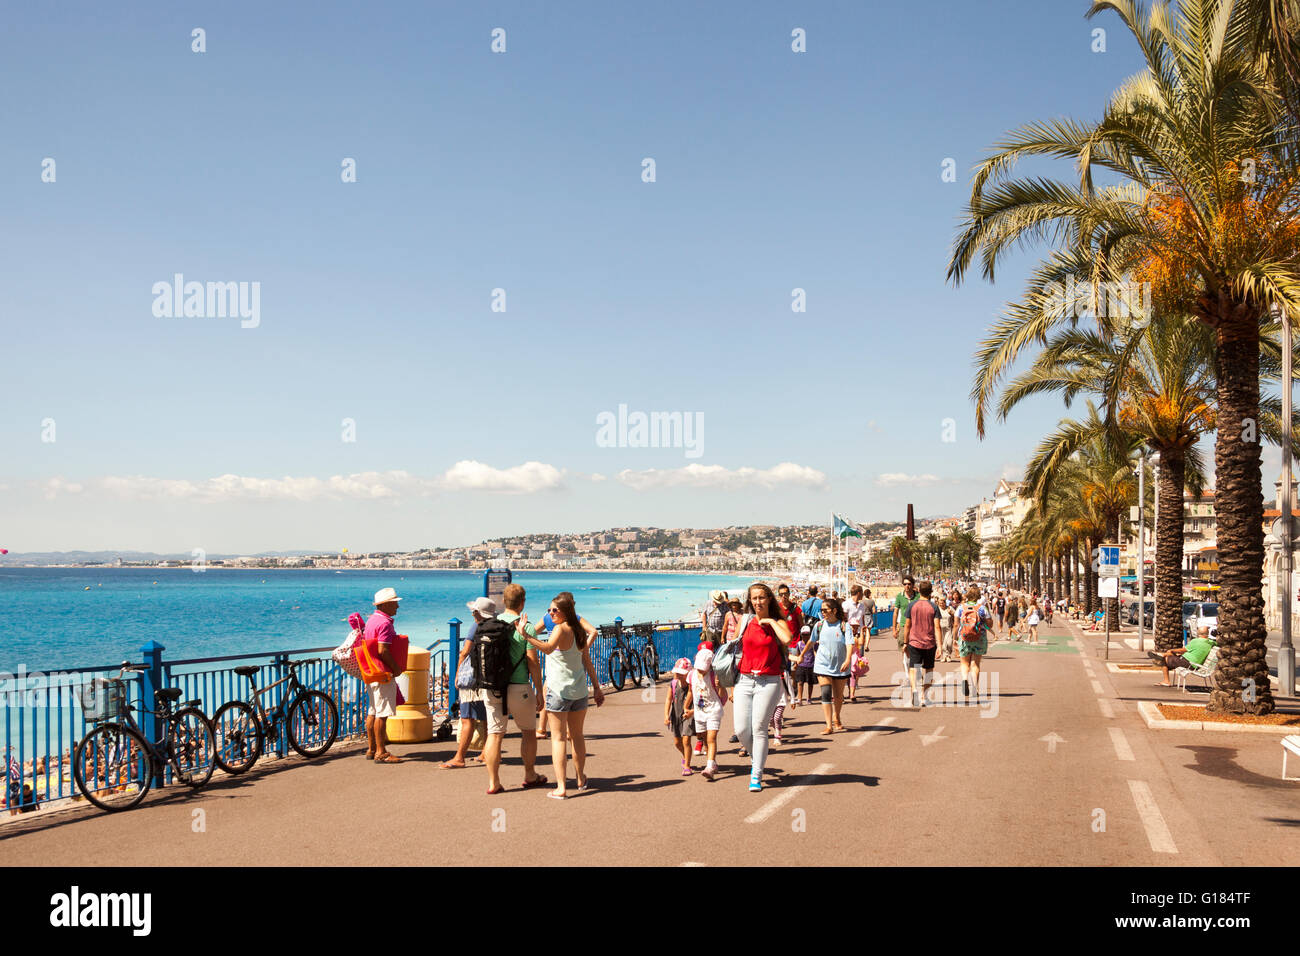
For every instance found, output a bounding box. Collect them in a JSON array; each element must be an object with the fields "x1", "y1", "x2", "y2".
[
  {"x1": 1280, "y1": 304, "x2": 1296, "y2": 696},
  {"x1": 1151, "y1": 451, "x2": 1160, "y2": 644}
]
